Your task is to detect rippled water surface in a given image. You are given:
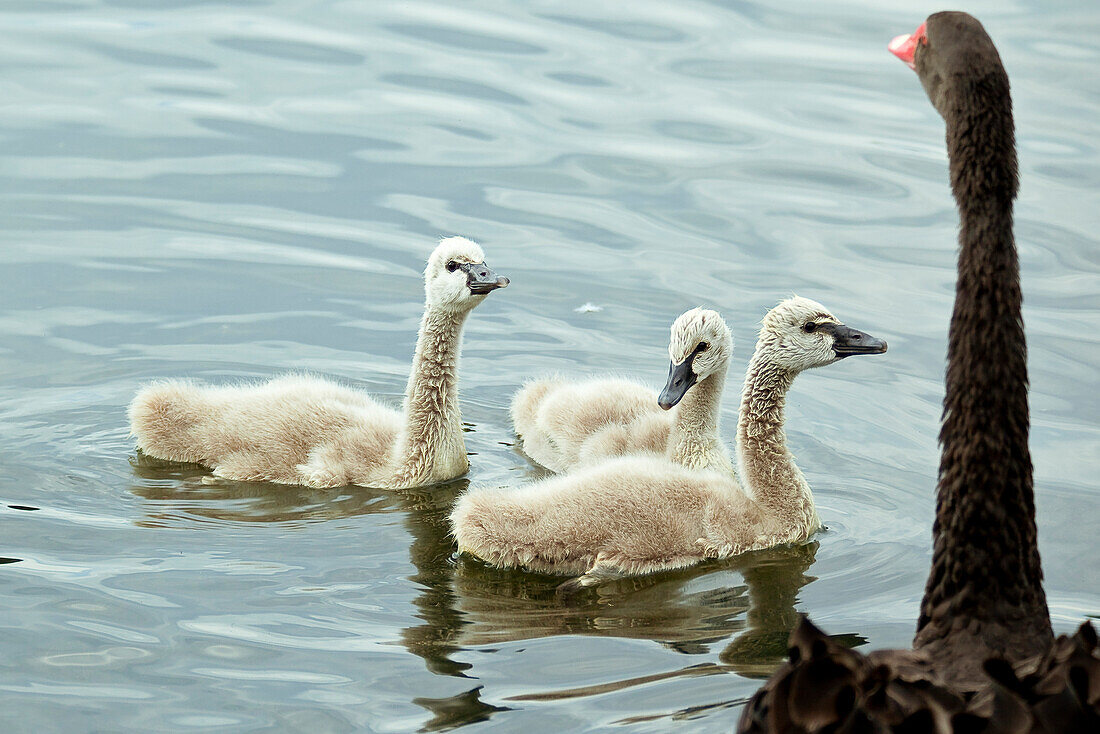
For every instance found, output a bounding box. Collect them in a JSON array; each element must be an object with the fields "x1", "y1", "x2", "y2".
[{"x1": 2, "y1": 1, "x2": 1098, "y2": 731}]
